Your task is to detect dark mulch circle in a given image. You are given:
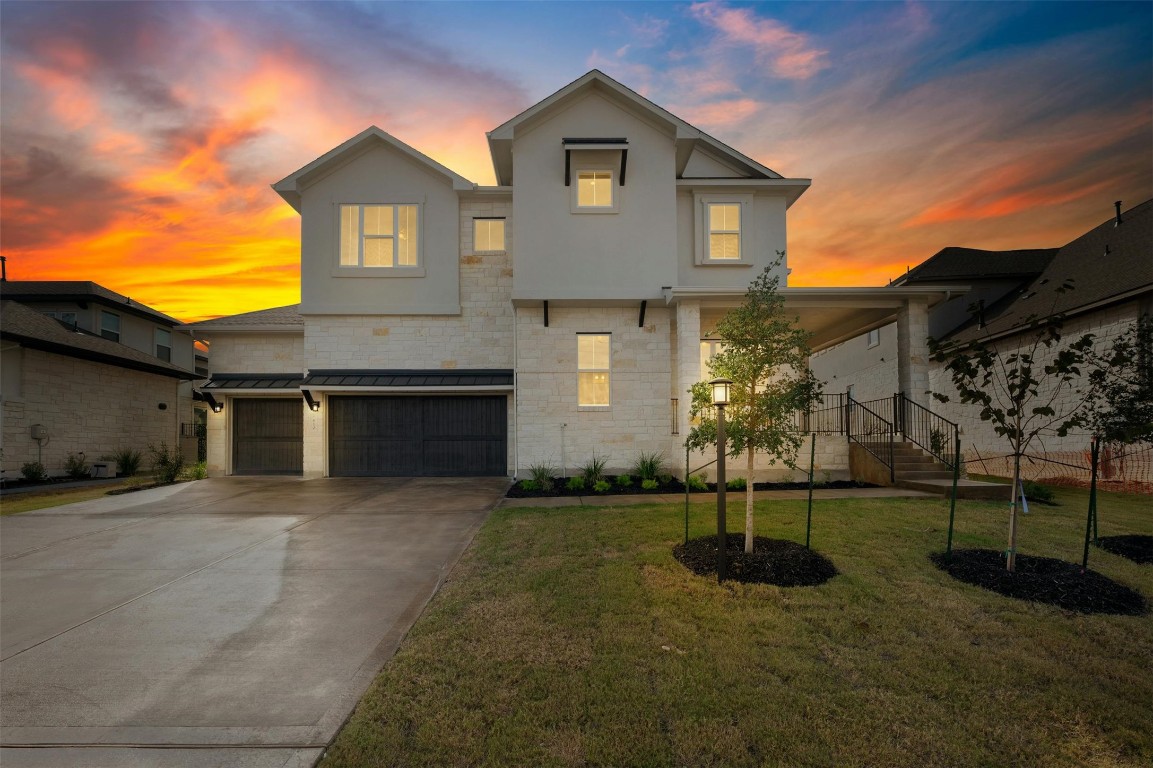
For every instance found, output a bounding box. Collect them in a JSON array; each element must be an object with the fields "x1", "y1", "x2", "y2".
[
  {"x1": 1096, "y1": 535, "x2": 1153, "y2": 565},
  {"x1": 930, "y1": 549, "x2": 1147, "y2": 616},
  {"x1": 673, "y1": 533, "x2": 838, "y2": 586}
]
